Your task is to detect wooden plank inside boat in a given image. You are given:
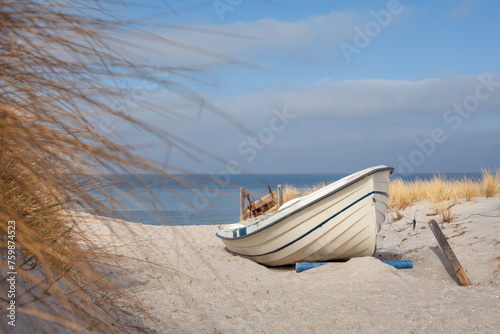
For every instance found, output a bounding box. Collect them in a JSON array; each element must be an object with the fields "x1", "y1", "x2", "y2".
[{"x1": 241, "y1": 187, "x2": 277, "y2": 220}]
